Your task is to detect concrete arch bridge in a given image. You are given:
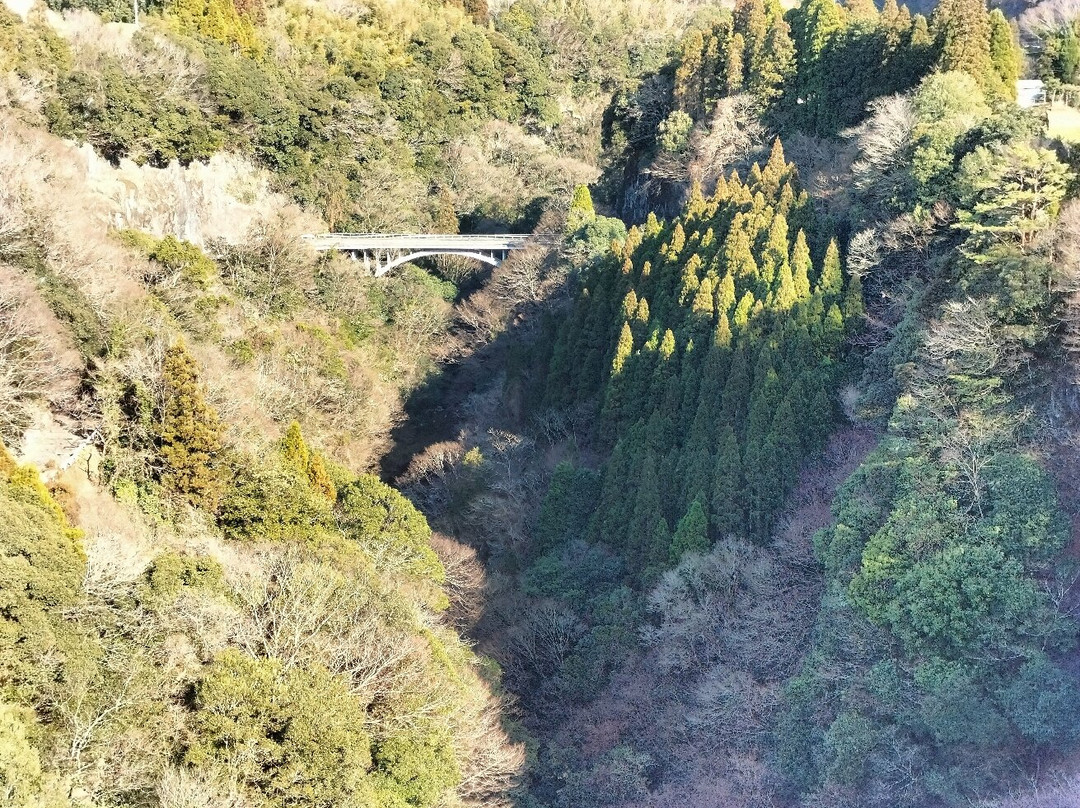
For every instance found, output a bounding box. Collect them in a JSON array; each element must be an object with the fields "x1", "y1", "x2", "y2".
[{"x1": 304, "y1": 233, "x2": 556, "y2": 277}]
